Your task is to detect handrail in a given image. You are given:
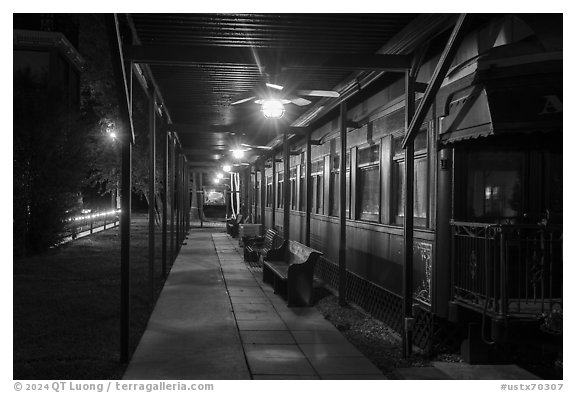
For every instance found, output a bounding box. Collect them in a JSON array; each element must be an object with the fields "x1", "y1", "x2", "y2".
[{"x1": 450, "y1": 221, "x2": 562, "y2": 323}]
